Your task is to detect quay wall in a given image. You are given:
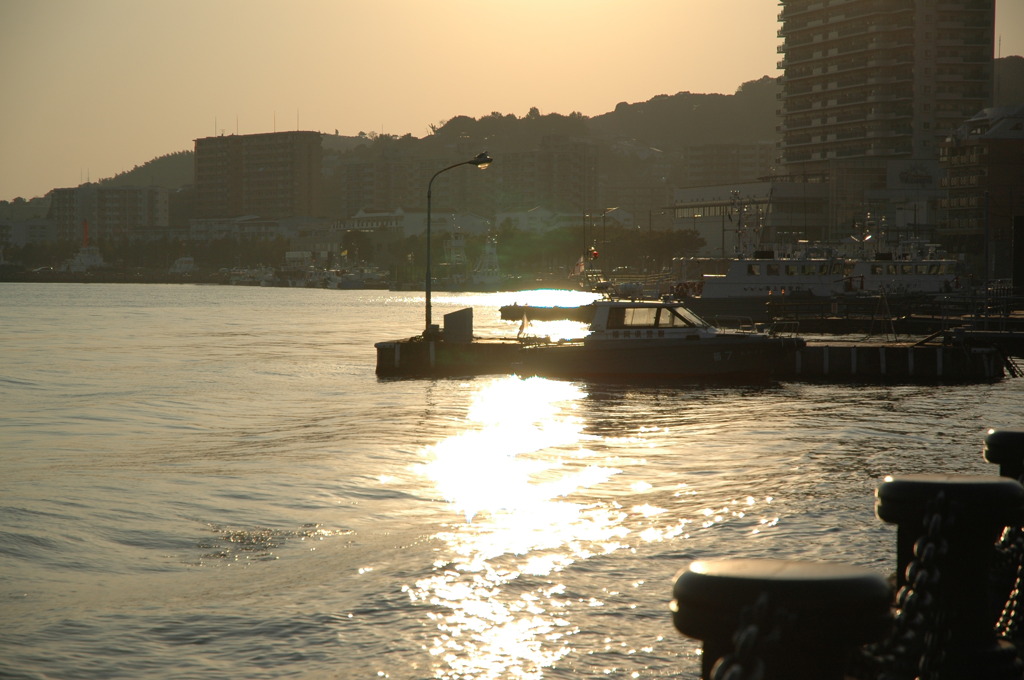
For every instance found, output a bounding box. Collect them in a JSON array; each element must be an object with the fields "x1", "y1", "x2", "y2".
[
  {"x1": 375, "y1": 337, "x2": 1007, "y2": 383},
  {"x1": 780, "y1": 343, "x2": 1006, "y2": 382}
]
